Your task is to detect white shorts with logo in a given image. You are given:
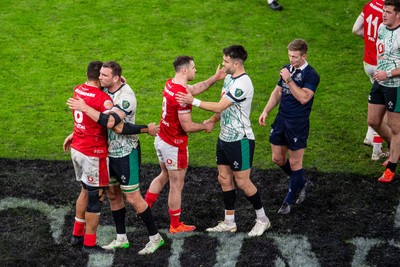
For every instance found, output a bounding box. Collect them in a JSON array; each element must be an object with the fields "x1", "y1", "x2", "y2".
[
  {"x1": 71, "y1": 148, "x2": 110, "y2": 187},
  {"x1": 154, "y1": 135, "x2": 188, "y2": 170}
]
